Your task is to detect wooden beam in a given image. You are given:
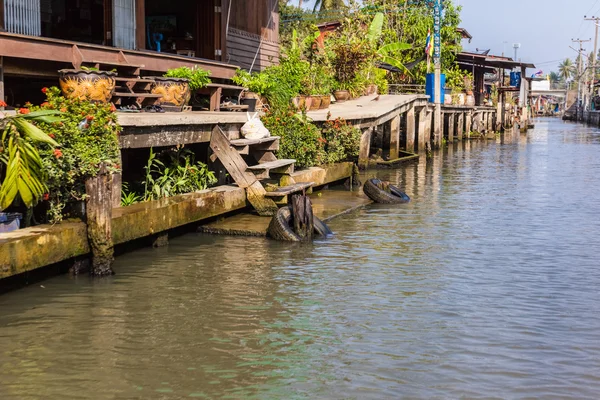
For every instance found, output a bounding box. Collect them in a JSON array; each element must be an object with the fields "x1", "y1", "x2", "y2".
[
  {"x1": 0, "y1": 0, "x2": 4, "y2": 31},
  {"x1": 136, "y1": 0, "x2": 146, "y2": 50},
  {"x1": 447, "y1": 113, "x2": 455, "y2": 142},
  {"x1": 456, "y1": 113, "x2": 464, "y2": 140},
  {"x1": 358, "y1": 127, "x2": 373, "y2": 169},
  {"x1": 465, "y1": 111, "x2": 472, "y2": 138},
  {"x1": 417, "y1": 107, "x2": 428, "y2": 152}
]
